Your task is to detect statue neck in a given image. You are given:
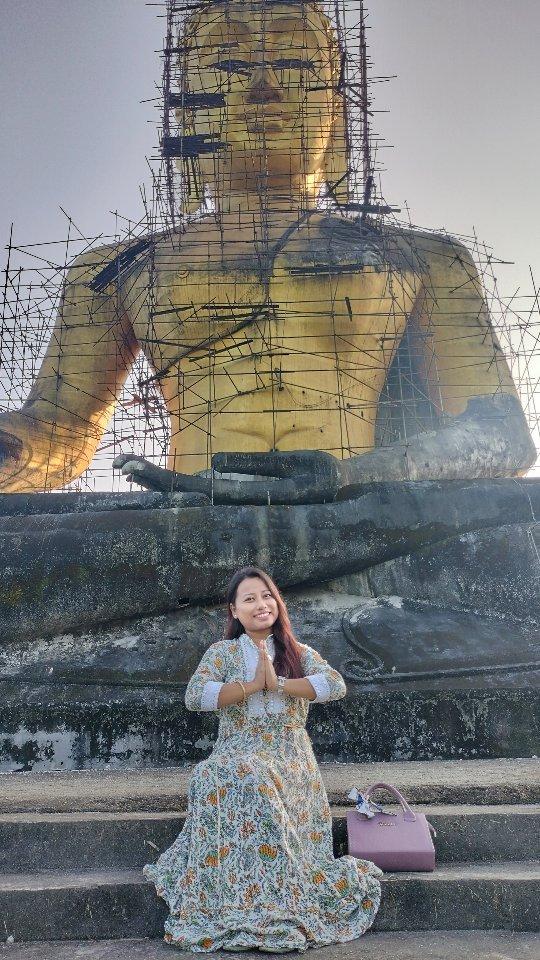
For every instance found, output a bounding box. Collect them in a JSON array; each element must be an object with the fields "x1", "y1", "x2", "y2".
[
  {"x1": 214, "y1": 192, "x2": 313, "y2": 216},
  {"x1": 209, "y1": 170, "x2": 322, "y2": 216}
]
